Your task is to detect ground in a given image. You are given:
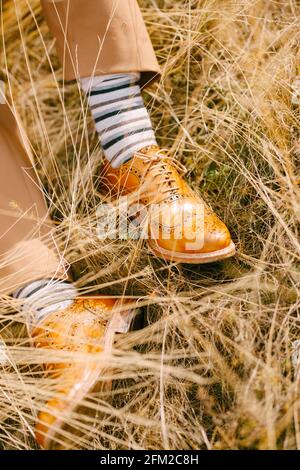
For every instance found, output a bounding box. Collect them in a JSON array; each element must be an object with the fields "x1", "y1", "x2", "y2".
[{"x1": 0, "y1": 0, "x2": 300, "y2": 450}]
